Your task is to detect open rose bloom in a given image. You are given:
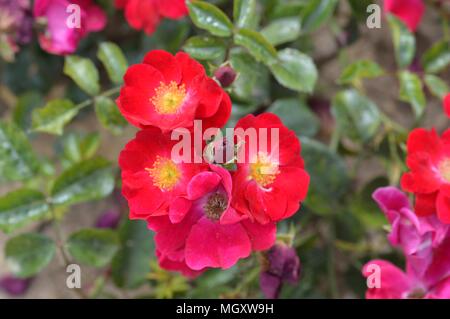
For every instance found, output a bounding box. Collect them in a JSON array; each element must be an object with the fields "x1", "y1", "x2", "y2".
[
  {"x1": 401, "y1": 128, "x2": 450, "y2": 224},
  {"x1": 115, "y1": 0, "x2": 187, "y2": 35},
  {"x1": 363, "y1": 187, "x2": 450, "y2": 298},
  {"x1": 118, "y1": 50, "x2": 310, "y2": 276},
  {"x1": 117, "y1": 50, "x2": 231, "y2": 132}
]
